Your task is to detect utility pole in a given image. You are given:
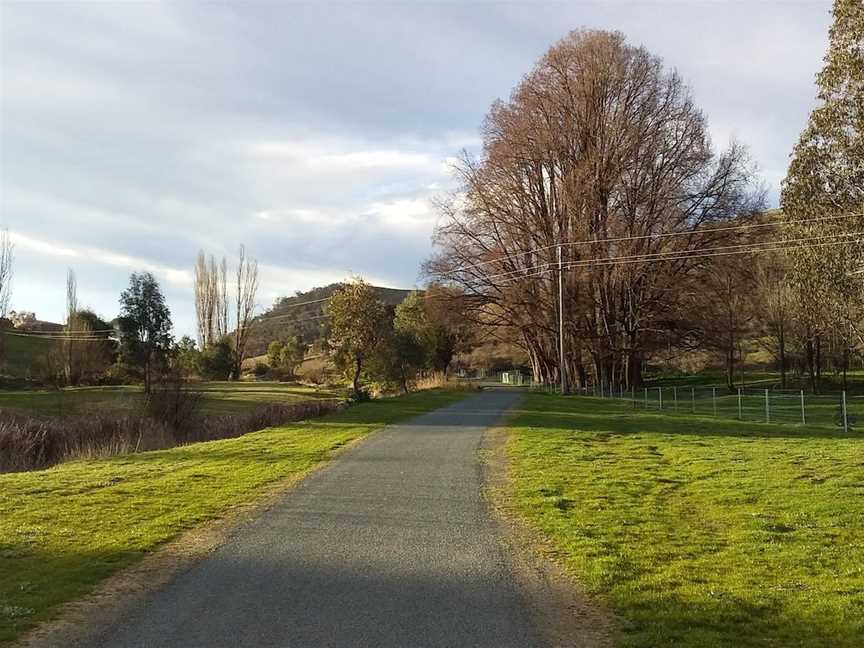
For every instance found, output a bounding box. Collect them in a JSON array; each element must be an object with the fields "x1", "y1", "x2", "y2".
[{"x1": 558, "y1": 244, "x2": 566, "y2": 395}]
